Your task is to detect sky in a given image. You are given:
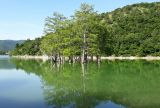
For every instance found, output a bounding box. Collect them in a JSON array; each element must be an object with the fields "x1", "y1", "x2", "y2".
[{"x1": 0, "y1": 0, "x2": 159, "y2": 40}]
